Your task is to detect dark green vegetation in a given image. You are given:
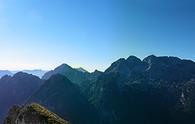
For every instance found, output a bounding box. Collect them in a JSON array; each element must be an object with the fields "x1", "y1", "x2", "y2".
[
  {"x1": 29, "y1": 74, "x2": 99, "y2": 124},
  {"x1": 2, "y1": 55, "x2": 195, "y2": 124},
  {"x1": 4, "y1": 103, "x2": 69, "y2": 124}
]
